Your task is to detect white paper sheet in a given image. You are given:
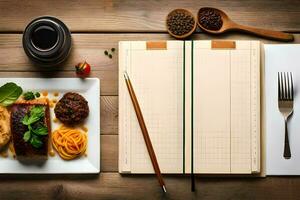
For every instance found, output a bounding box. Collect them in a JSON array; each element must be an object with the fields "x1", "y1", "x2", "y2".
[{"x1": 265, "y1": 44, "x2": 300, "y2": 175}]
